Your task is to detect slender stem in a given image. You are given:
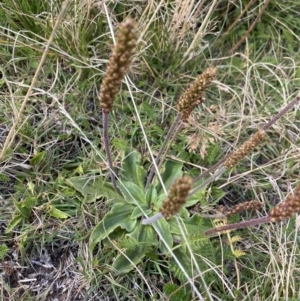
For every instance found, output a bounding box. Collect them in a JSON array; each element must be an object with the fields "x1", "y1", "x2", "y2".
[
  {"x1": 152, "y1": 122, "x2": 183, "y2": 186},
  {"x1": 262, "y1": 95, "x2": 300, "y2": 131},
  {"x1": 102, "y1": 109, "x2": 122, "y2": 196},
  {"x1": 161, "y1": 121, "x2": 183, "y2": 161},
  {"x1": 204, "y1": 215, "x2": 270, "y2": 236},
  {"x1": 227, "y1": 0, "x2": 270, "y2": 55},
  {"x1": 223, "y1": 0, "x2": 256, "y2": 36},
  {"x1": 145, "y1": 114, "x2": 181, "y2": 189}
]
